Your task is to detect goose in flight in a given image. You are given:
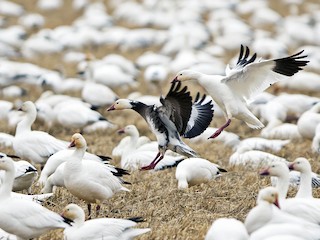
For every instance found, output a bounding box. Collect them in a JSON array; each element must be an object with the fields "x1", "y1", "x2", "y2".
[
  {"x1": 107, "y1": 82, "x2": 214, "y2": 170},
  {"x1": 172, "y1": 45, "x2": 309, "y2": 138}
]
